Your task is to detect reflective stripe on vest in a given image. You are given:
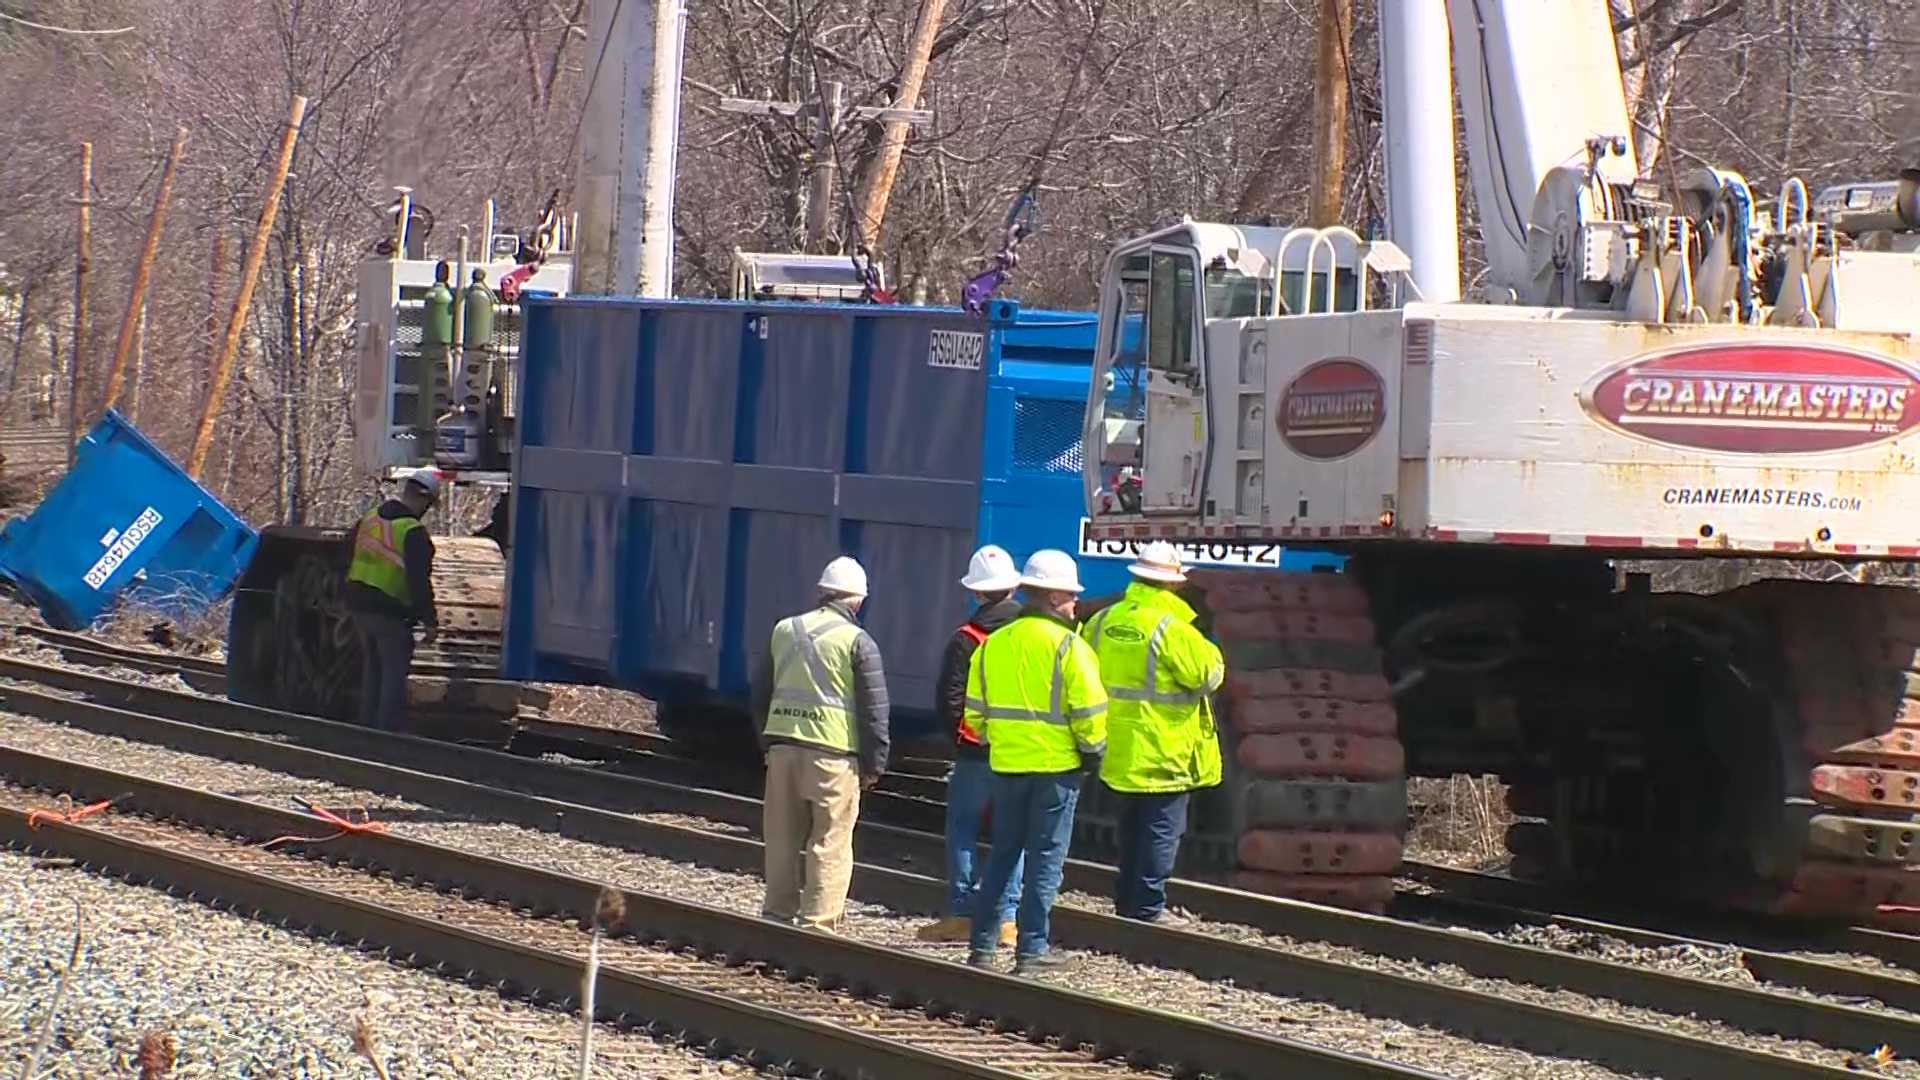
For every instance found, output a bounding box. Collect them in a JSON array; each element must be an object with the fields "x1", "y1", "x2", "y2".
[
  {"x1": 764, "y1": 607, "x2": 862, "y2": 753},
  {"x1": 1086, "y1": 607, "x2": 1208, "y2": 706},
  {"x1": 965, "y1": 631, "x2": 1105, "y2": 727},
  {"x1": 346, "y1": 511, "x2": 418, "y2": 605}
]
